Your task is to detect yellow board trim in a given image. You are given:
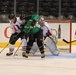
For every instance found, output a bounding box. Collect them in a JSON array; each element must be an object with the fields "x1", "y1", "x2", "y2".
[
  {"x1": 0, "y1": 40, "x2": 76, "y2": 48},
  {"x1": 0, "y1": 42, "x2": 21, "y2": 48}
]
